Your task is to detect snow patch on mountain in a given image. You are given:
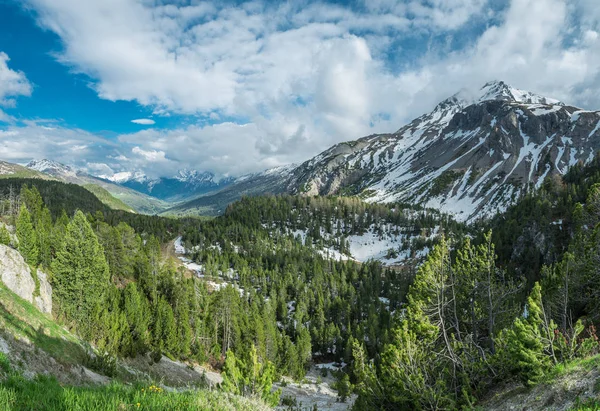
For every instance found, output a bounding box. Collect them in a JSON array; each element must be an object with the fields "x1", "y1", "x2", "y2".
[{"x1": 26, "y1": 159, "x2": 77, "y2": 177}]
